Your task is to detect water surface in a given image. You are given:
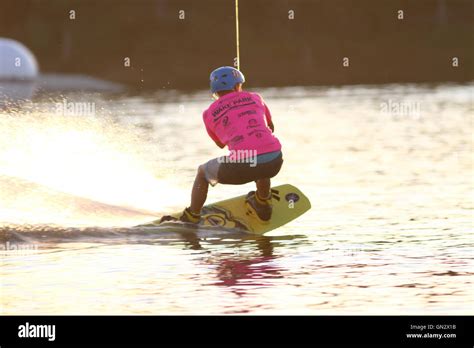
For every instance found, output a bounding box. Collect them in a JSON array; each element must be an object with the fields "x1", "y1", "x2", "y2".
[{"x1": 0, "y1": 83, "x2": 472, "y2": 314}]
